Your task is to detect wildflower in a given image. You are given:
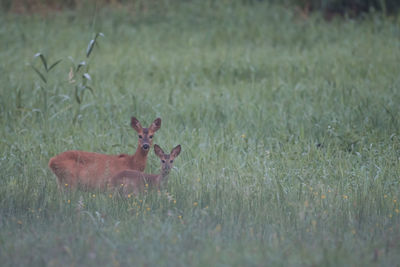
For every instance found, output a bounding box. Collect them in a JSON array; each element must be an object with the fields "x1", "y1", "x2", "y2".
[
  {"x1": 241, "y1": 134, "x2": 246, "y2": 138},
  {"x1": 109, "y1": 194, "x2": 112, "y2": 198},
  {"x1": 394, "y1": 199, "x2": 397, "y2": 204},
  {"x1": 92, "y1": 194, "x2": 96, "y2": 198},
  {"x1": 384, "y1": 194, "x2": 387, "y2": 198},
  {"x1": 321, "y1": 194, "x2": 326, "y2": 199},
  {"x1": 389, "y1": 214, "x2": 393, "y2": 218},
  {"x1": 193, "y1": 202, "x2": 198, "y2": 207},
  {"x1": 178, "y1": 215, "x2": 182, "y2": 219},
  {"x1": 343, "y1": 195, "x2": 348, "y2": 199},
  {"x1": 328, "y1": 189, "x2": 331, "y2": 193},
  {"x1": 145, "y1": 183, "x2": 149, "y2": 188},
  {"x1": 67, "y1": 199, "x2": 71, "y2": 204},
  {"x1": 127, "y1": 194, "x2": 131, "y2": 198},
  {"x1": 17, "y1": 220, "x2": 22, "y2": 225},
  {"x1": 65, "y1": 183, "x2": 68, "y2": 187},
  {"x1": 395, "y1": 209, "x2": 399, "y2": 214},
  {"x1": 173, "y1": 200, "x2": 176, "y2": 204},
  {"x1": 146, "y1": 207, "x2": 151, "y2": 211}
]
